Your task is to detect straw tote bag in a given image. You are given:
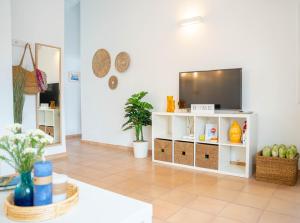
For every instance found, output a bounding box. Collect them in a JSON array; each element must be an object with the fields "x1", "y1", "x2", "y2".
[{"x1": 13, "y1": 43, "x2": 39, "y2": 95}]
